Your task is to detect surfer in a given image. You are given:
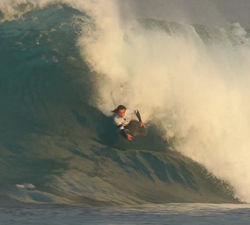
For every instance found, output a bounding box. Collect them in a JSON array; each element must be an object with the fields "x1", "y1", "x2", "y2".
[{"x1": 112, "y1": 105, "x2": 147, "y2": 140}]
